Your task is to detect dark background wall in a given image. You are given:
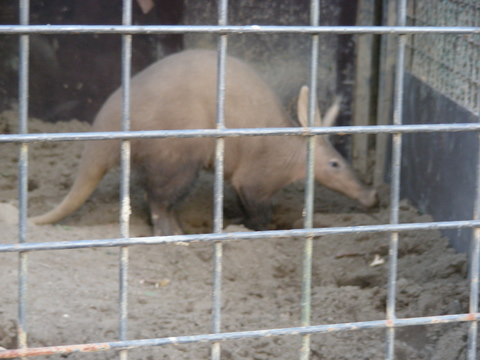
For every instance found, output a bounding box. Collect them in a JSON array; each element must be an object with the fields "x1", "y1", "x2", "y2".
[
  {"x1": 0, "y1": 0, "x2": 184, "y2": 122},
  {"x1": 0, "y1": 0, "x2": 358, "y2": 139}
]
